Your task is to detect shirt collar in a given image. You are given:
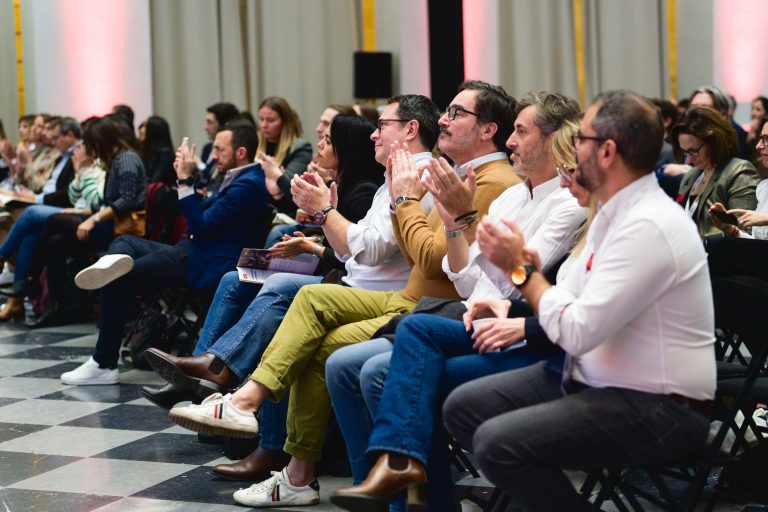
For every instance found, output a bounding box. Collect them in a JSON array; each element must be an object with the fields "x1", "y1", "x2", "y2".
[
  {"x1": 526, "y1": 174, "x2": 561, "y2": 201},
  {"x1": 598, "y1": 172, "x2": 658, "y2": 222},
  {"x1": 455, "y1": 151, "x2": 507, "y2": 177},
  {"x1": 412, "y1": 151, "x2": 433, "y2": 168},
  {"x1": 219, "y1": 162, "x2": 255, "y2": 193}
]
